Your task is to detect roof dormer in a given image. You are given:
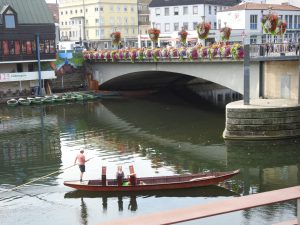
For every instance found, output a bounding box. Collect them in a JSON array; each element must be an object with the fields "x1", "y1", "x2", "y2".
[{"x1": 1, "y1": 5, "x2": 18, "y2": 29}]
